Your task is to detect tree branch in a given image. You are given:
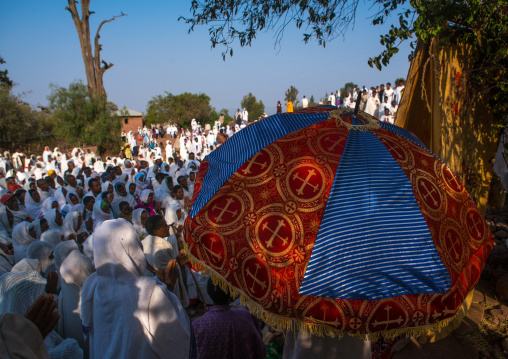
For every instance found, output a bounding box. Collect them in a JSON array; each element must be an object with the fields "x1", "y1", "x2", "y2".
[{"x1": 93, "y1": 13, "x2": 127, "y2": 82}]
